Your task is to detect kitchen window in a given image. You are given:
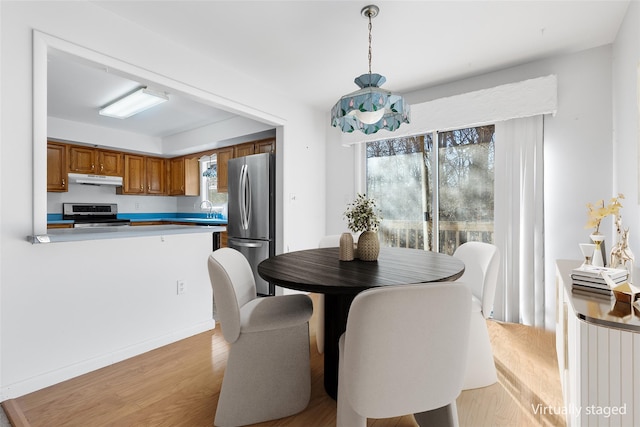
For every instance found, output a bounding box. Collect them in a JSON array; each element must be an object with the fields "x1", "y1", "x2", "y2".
[{"x1": 200, "y1": 155, "x2": 228, "y2": 206}]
